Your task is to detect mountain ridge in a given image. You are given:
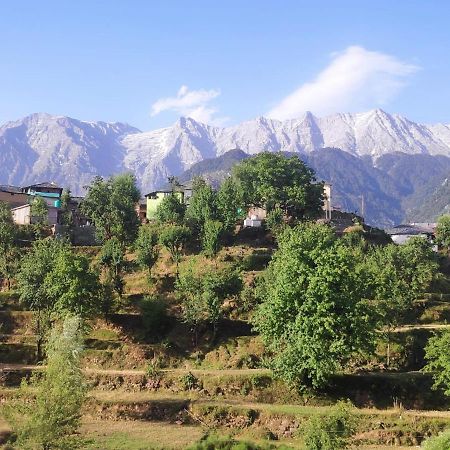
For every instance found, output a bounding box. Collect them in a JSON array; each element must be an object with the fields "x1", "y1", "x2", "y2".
[{"x1": 1, "y1": 110, "x2": 450, "y2": 226}]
